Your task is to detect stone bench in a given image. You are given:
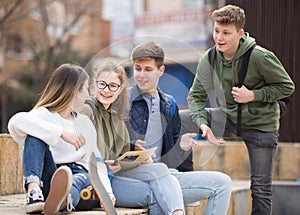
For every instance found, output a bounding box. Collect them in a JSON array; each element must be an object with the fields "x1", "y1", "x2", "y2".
[
  {"x1": 0, "y1": 193, "x2": 149, "y2": 214},
  {"x1": 3, "y1": 180, "x2": 300, "y2": 215},
  {"x1": 186, "y1": 180, "x2": 300, "y2": 215},
  {"x1": 0, "y1": 133, "x2": 23, "y2": 195},
  {"x1": 192, "y1": 141, "x2": 300, "y2": 181},
  {"x1": 1, "y1": 134, "x2": 300, "y2": 215},
  {"x1": 0, "y1": 180, "x2": 252, "y2": 215}
]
